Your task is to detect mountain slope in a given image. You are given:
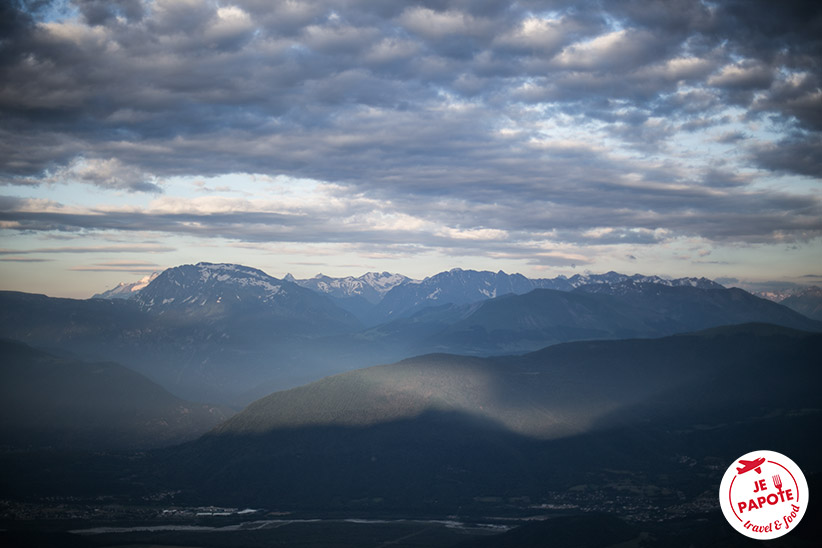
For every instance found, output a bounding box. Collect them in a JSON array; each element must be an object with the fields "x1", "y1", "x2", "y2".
[
  {"x1": 362, "y1": 284, "x2": 822, "y2": 356},
  {"x1": 536, "y1": 271, "x2": 722, "y2": 291},
  {"x1": 215, "y1": 323, "x2": 820, "y2": 440},
  {"x1": 367, "y1": 269, "x2": 725, "y2": 325},
  {"x1": 780, "y1": 286, "x2": 822, "y2": 320},
  {"x1": 0, "y1": 290, "x2": 149, "y2": 350},
  {"x1": 168, "y1": 325, "x2": 821, "y2": 510},
  {"x1": 135, "y1": 262, "x2": 360, "y2": 332},
  {"x1": 0, "y1": 339, "x2": 231, "y2": 450},
  {"x1": 371, "y1": 268, "x2": 536, "y2": 323},
  {"x1": 291, "y1": 271, "x2": 412, "y2": 324},
  {"x1": 292, "y1": 272, "x2": 411, "y2": 303}
]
